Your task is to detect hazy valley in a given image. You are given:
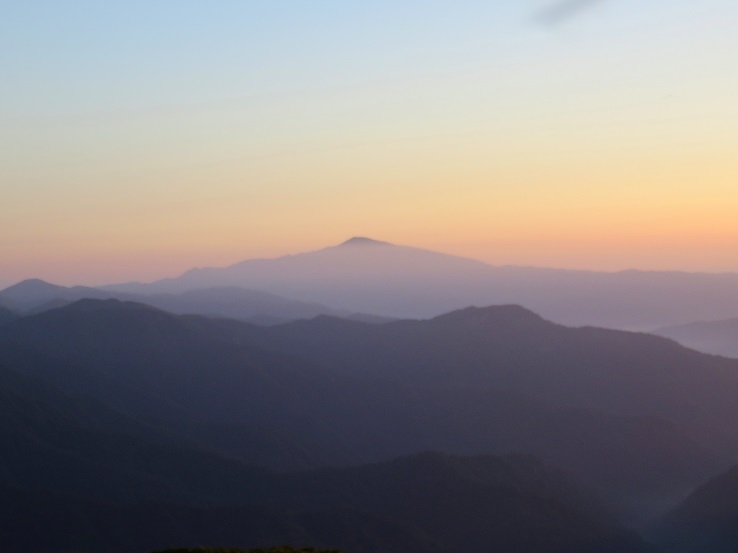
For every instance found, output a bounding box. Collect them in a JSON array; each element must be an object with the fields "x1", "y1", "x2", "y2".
[{"x1": 3, "y1": 239, "x2": 738, "y2": 552}]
